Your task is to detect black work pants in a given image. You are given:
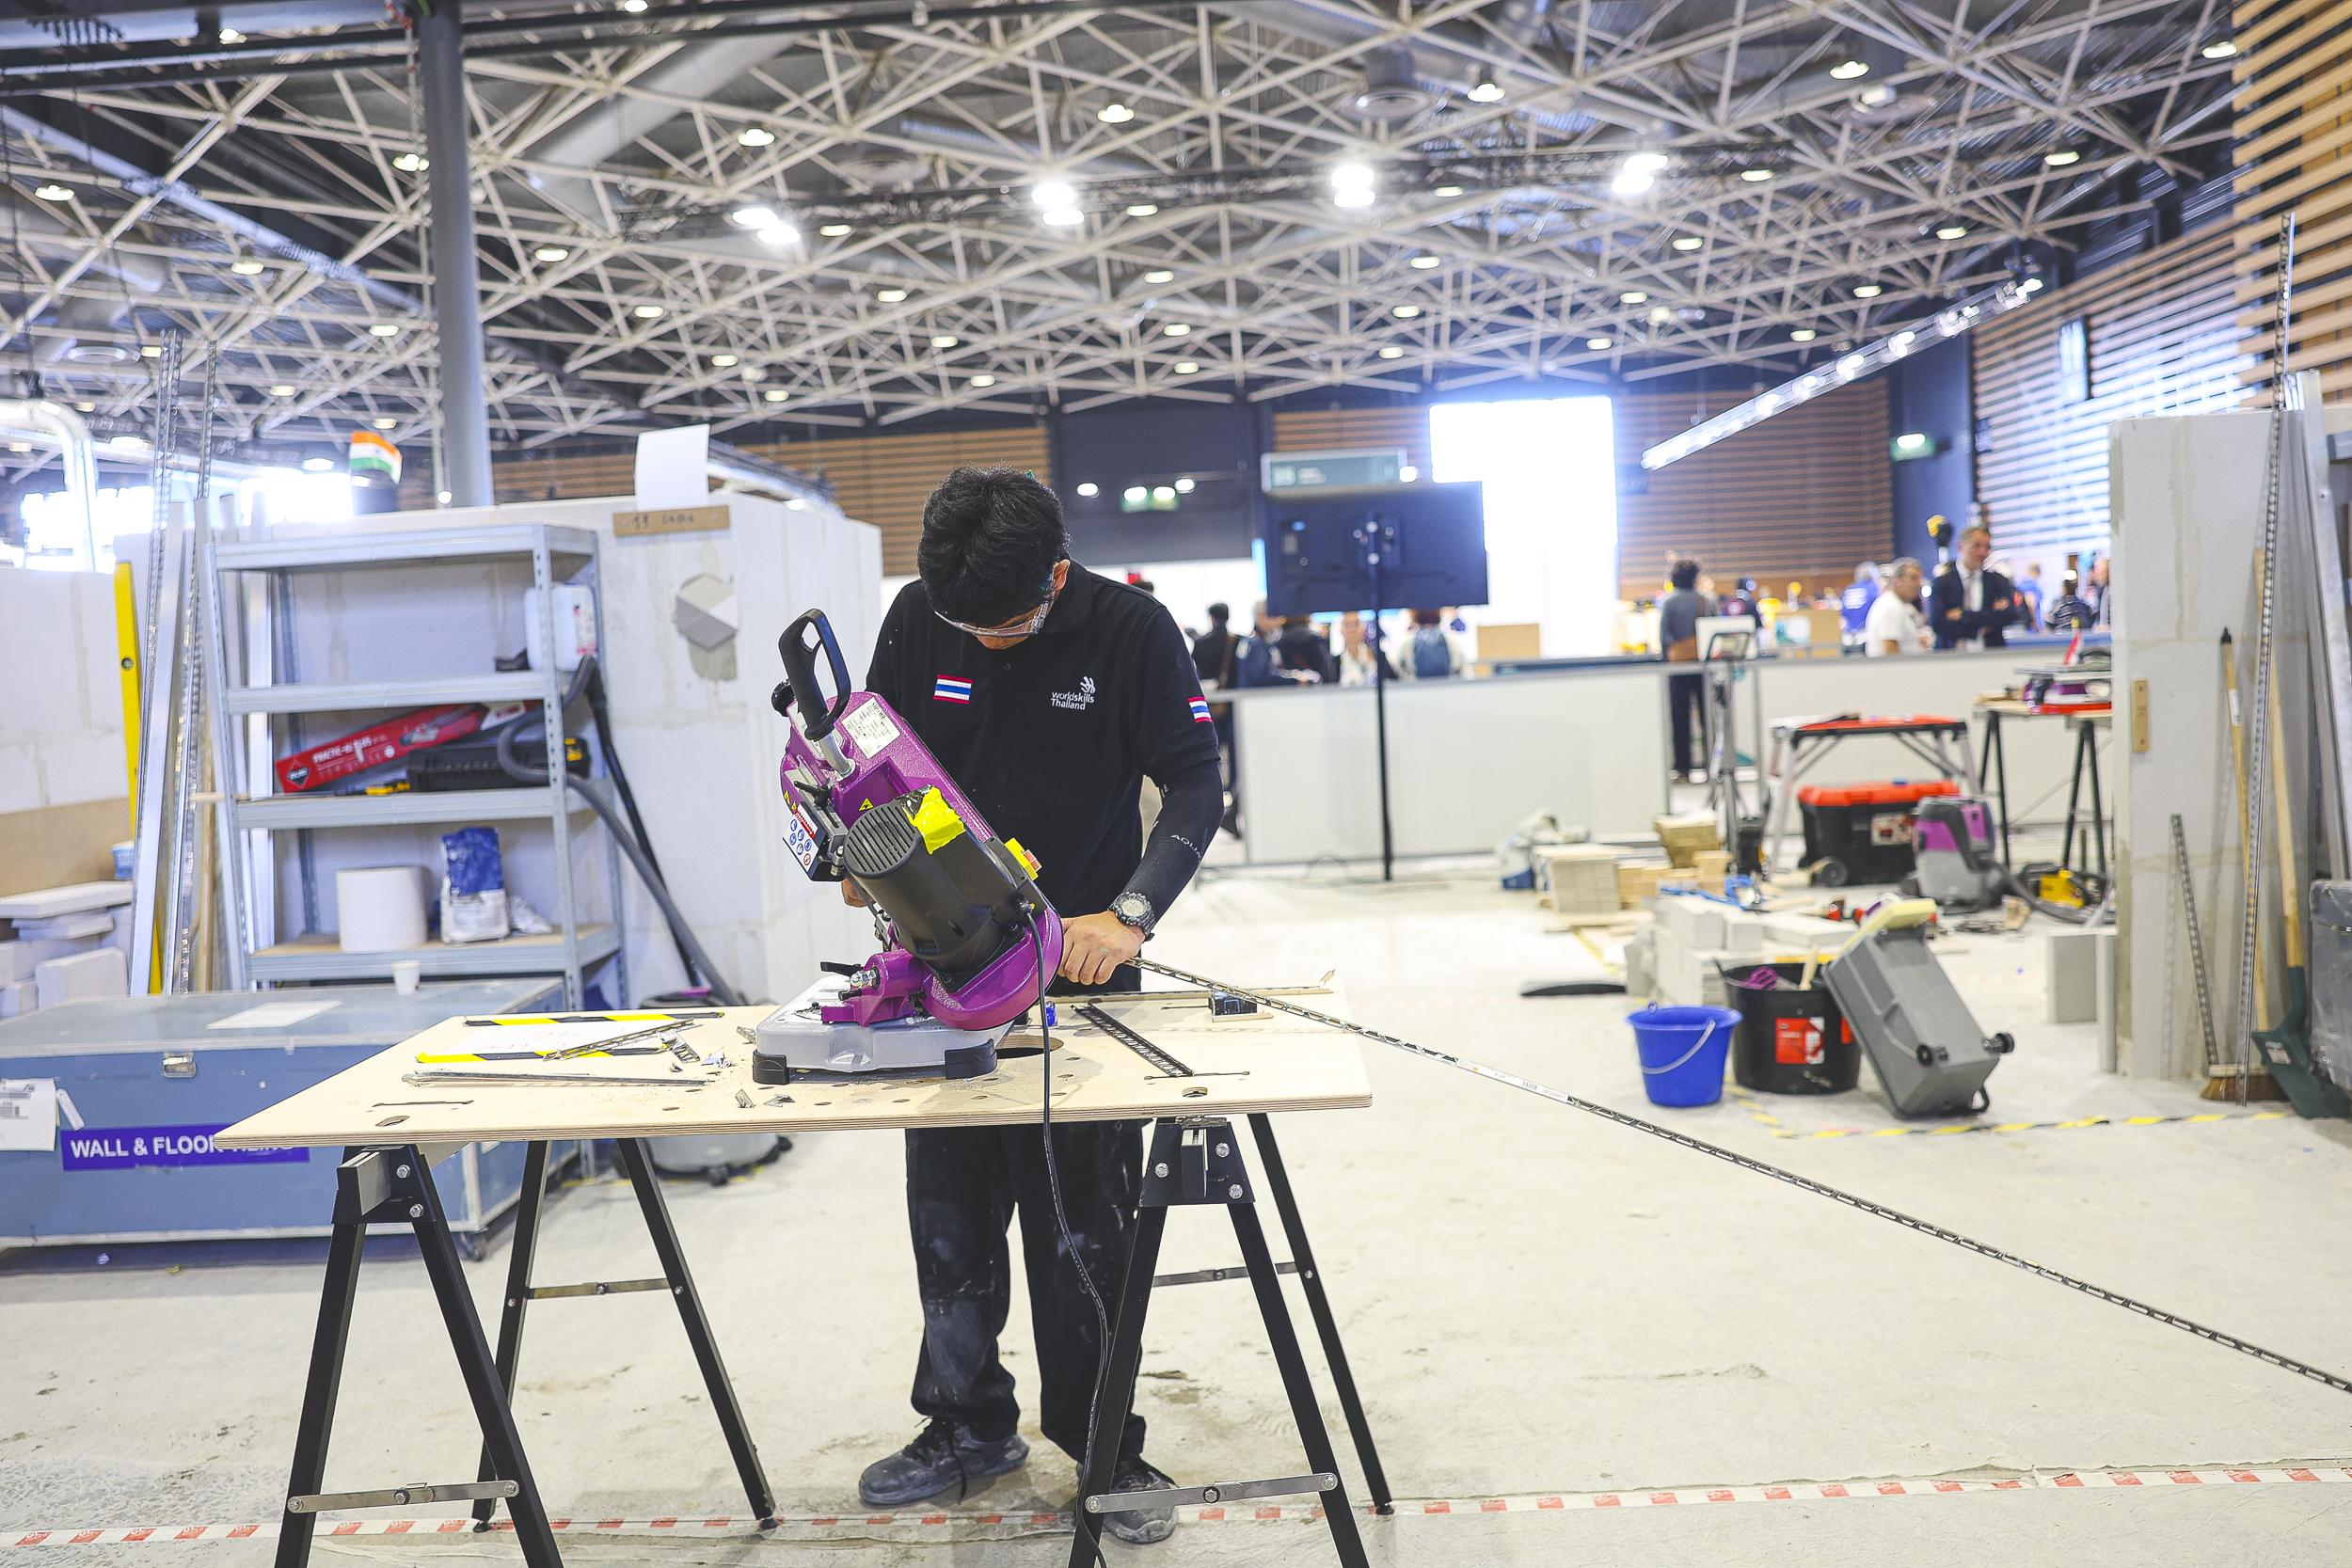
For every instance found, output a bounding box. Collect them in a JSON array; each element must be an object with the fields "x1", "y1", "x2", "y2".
[
  {"x1": 904, "y1": 969, "x2": 1147, "y2": 1465},
  {"x1": 1669, "y1": 671, "x2": 1708, "y2": 775}
]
